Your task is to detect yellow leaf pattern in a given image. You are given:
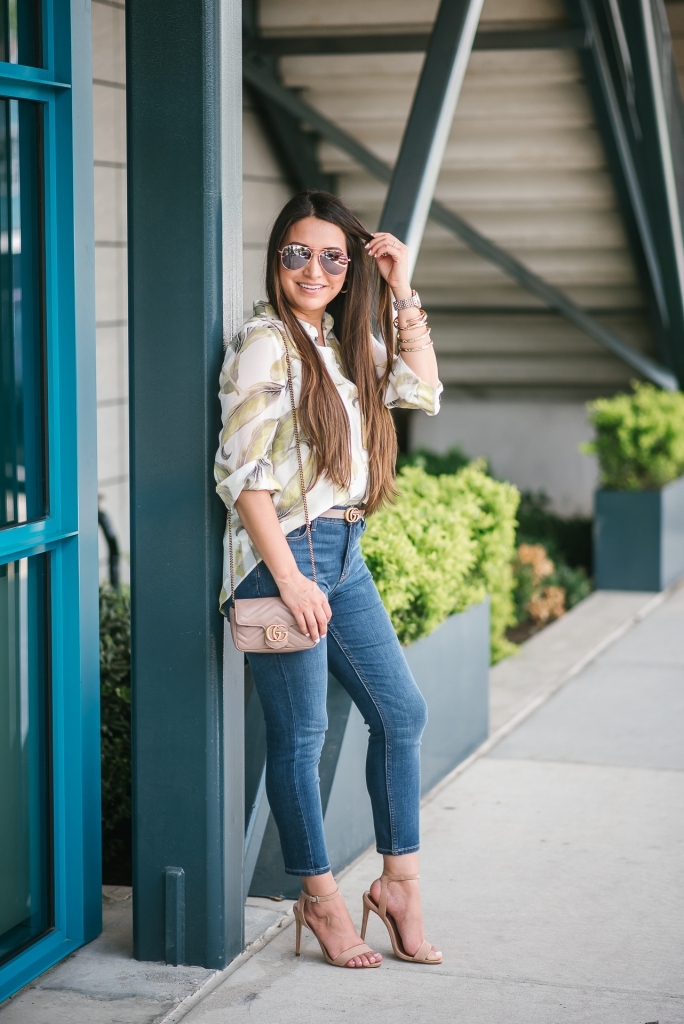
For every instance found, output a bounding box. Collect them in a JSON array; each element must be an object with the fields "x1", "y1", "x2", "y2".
[
  {"x1": 214, "y1": 301, "x2": 442, "y2": 612},
  {"x1": 237, "y1": 418, "x2": 278, "y2": 470},
  {"x1": 270, "y1": 410, "x2": 295, "y2": 465}
]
